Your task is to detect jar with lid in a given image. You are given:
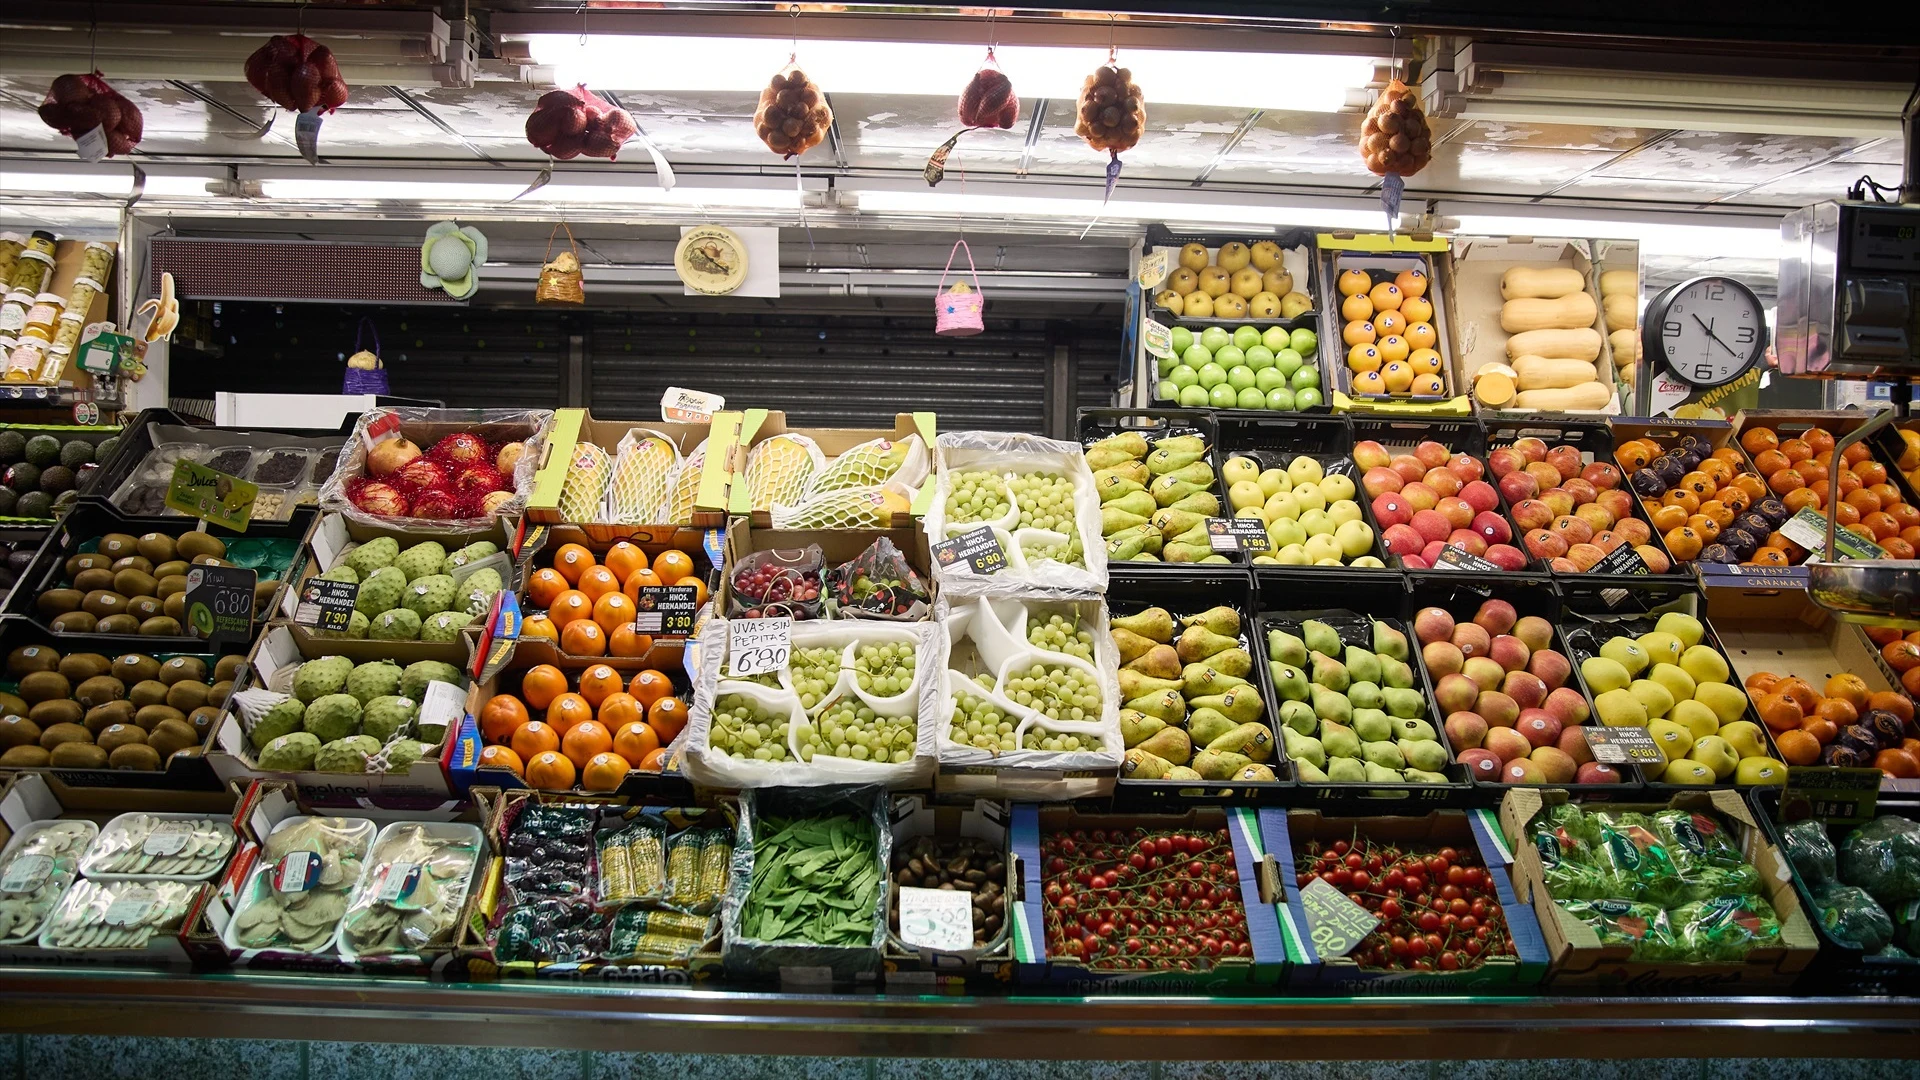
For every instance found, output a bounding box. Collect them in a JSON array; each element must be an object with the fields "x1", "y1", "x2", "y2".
[
  {"x1": 22, "y1": 232, "x2": 55, "y2": 261},
  {"x1": 6, "y1": 250, "x2": 49, "y2": 294},
  {"x1": 0, "y1": 291, "x2": 29, "y2": 337},
  {"x1": 23, "y1": 294, "x2": 63, "y2": 340},
  {"x1": 65, "y1": 279, "x2": 100, "y2": 320},
  {"x1": 0, "y1": 234, "x2": 21, "y2": 287},
  {"x1": 77, "y1": 242, "x2": 115, "y2": 284},
  {"x1": 51, "y1": 313, "x2": 85, "y2": 354},
  {"x1": 6, "y1": 336, "x2": 46, "y2": 383},
  {"x1": 38, "y1": 344, "x2": 70, "y2": 384}
]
